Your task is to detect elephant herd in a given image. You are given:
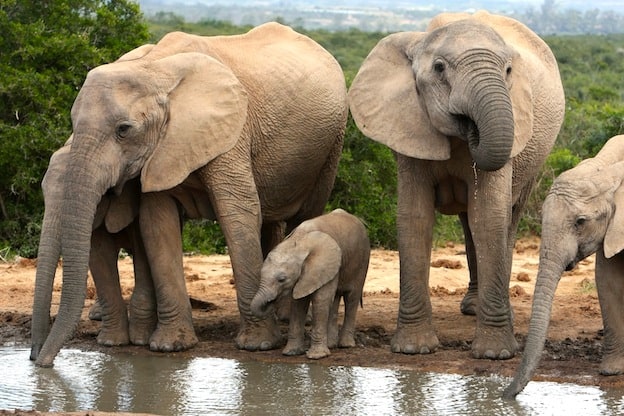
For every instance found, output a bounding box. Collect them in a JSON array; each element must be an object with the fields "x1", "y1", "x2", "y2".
[{"x1": 26, "y1": 10, "x2": 624, "y2": 399}]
